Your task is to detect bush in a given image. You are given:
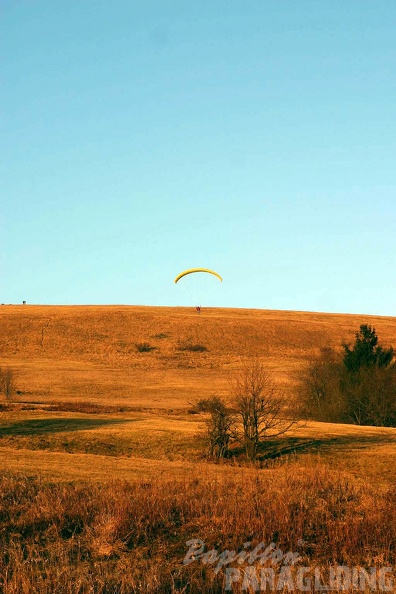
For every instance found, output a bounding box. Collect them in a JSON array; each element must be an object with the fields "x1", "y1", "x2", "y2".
[
  {"x1": 195, "y1": 396, "x2": 233, "y2": 458},
  {"x1": 178, "y1": 342, "x2": 207, "y2": 352},
  {"x1": 194, "y1": 398, "x2": 220, "y2": 413},
  {"x1": 135, "y1": 342, "x2": 157, "y2": 353}
]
